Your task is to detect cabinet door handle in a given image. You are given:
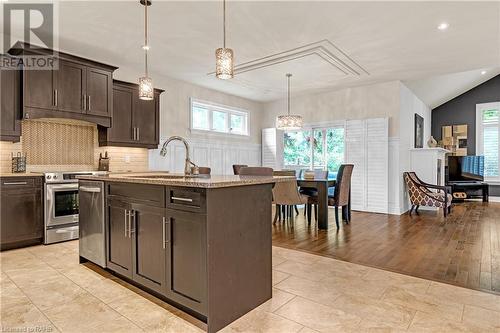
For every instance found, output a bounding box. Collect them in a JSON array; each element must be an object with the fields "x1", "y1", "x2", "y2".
[
  {"x1": 162, "y1": 217, "x2": 166, "y2": 249},
  {"x1": 54, "y1": 89, "x2": 58, "y2": 106},
  {"x1": 132, "y1": 127, "x2": 136, "y2": 141},
  {"x1": 129, "y1": 210, "x2": 135, "y2": 238},
  {"x1": 83, "y1": 94, "x2": 86, "y2": 110},
  {"x1": 124, "y1": 209, "x2": 129, "y2": 237},
  {"x1": 87, "y1": 95, "x2": 91, "y2": 111},
  {"x1": 137, "y1": 127, "x2": 140, "y2": 141},
  {"x1": 171, "y1": 196, "x2": 193, "y2": 203},
  {"x1": 3, "y1": 181, "x2": 28, "y2": 185}
]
